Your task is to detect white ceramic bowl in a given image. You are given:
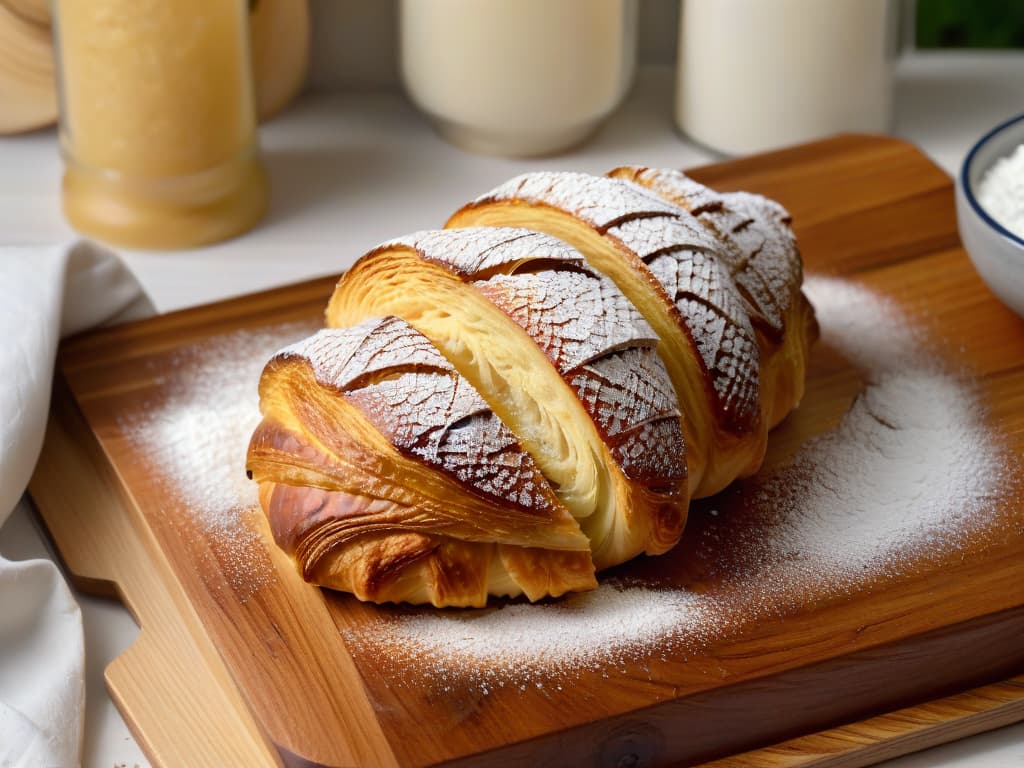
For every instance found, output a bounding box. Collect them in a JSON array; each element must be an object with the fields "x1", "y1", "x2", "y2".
[{"x1": 956, "y1": 112, "x2": 1024, "y2": 319}]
